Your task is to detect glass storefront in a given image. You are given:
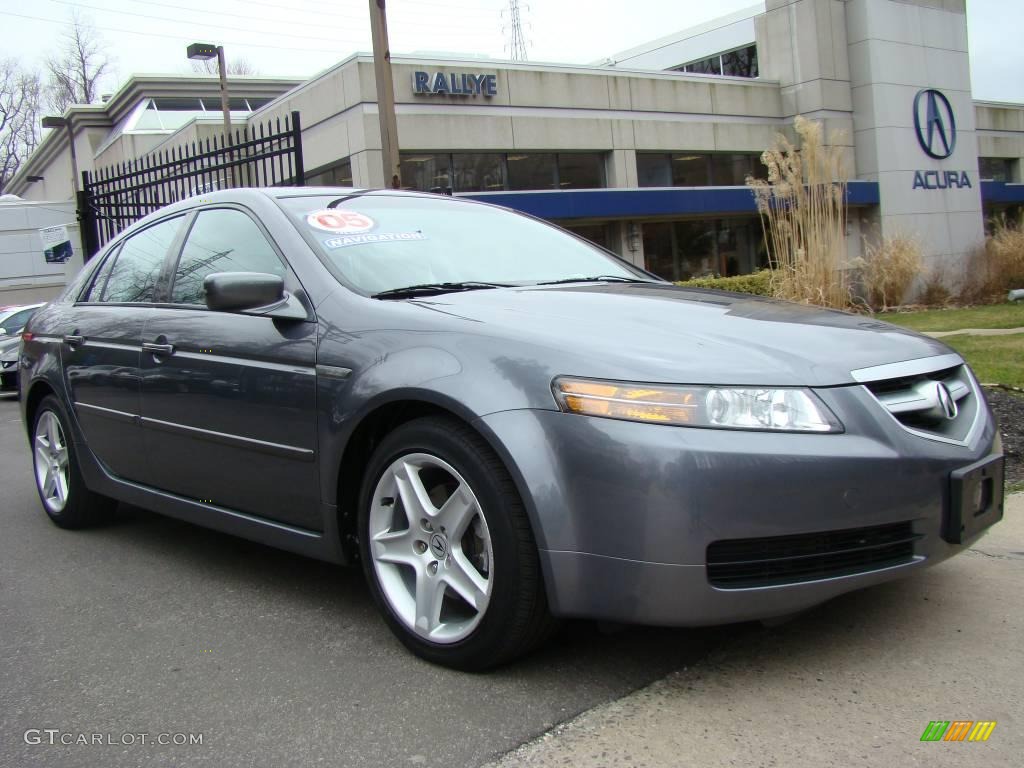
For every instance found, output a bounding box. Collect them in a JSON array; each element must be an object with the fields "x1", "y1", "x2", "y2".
[
  {"x1": 453, "y1": 153, "x2": 506, "y2": 192},
  {"x1": 400, "y1": 154, "x2": 451, "y2": 193},
  {"x1": 637, "y1": 152, "x2": 765, "y2": 187},
  {"x1": 507, "y1": 153, "x2": 557, "y2": 190},
  {"x1": 563, "y1": 223, "x2": 612, "y2": 251},
  {"x1": 401, "y1": 152, "x2": 606, "y2": 192},
  {"x1": 642, "y1": 218, "x2": 764, "y2": 281}
]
